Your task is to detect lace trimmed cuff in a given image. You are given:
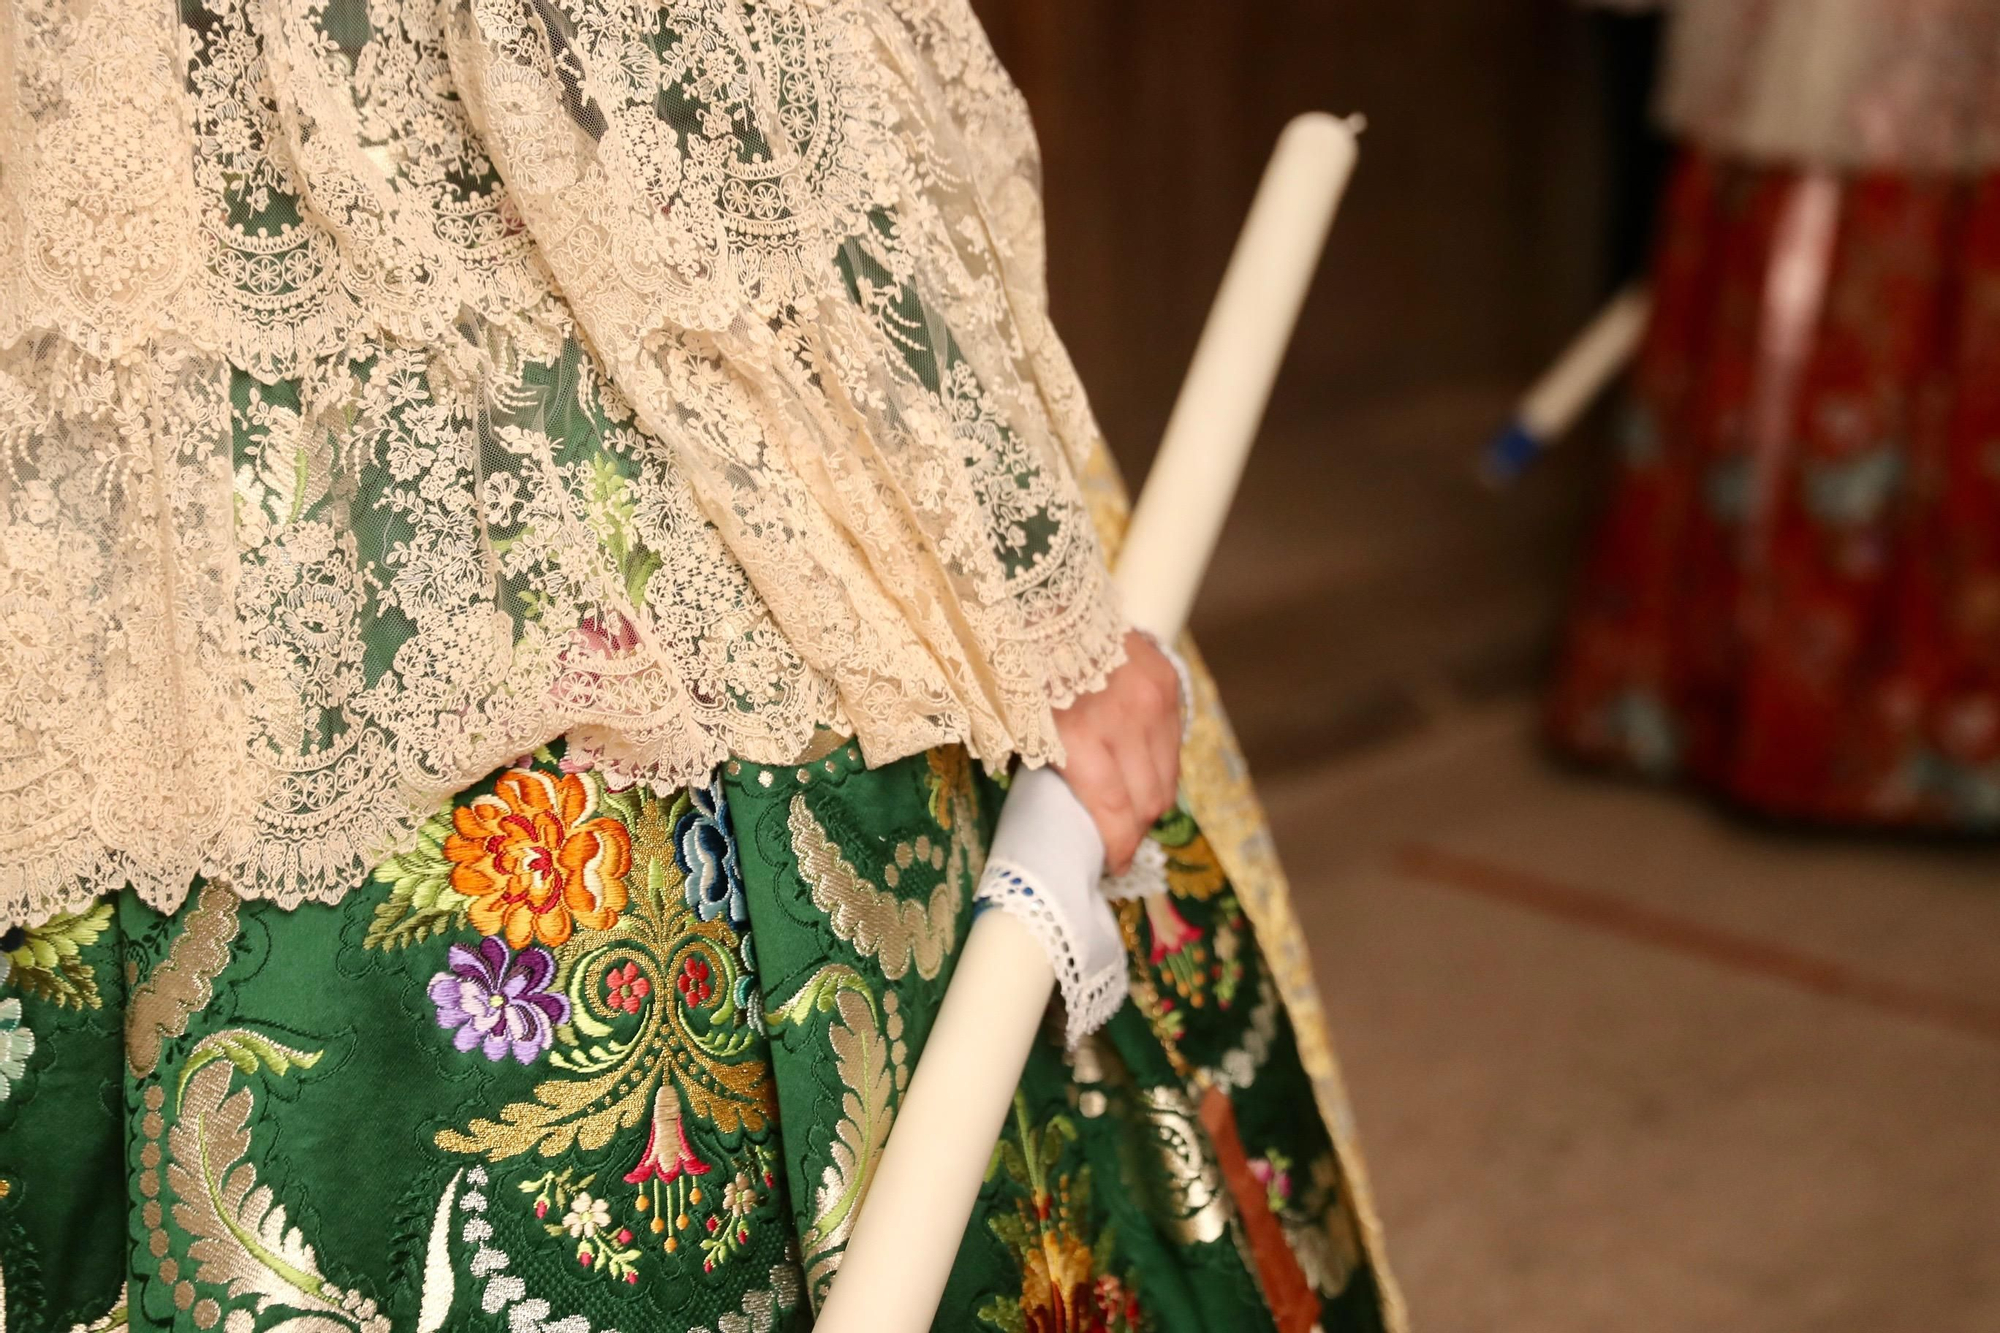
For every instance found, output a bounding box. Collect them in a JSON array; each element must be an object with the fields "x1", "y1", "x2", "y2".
[{"x1": 971, "y1": 767, "x2": 1128, "y2": 1046}]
